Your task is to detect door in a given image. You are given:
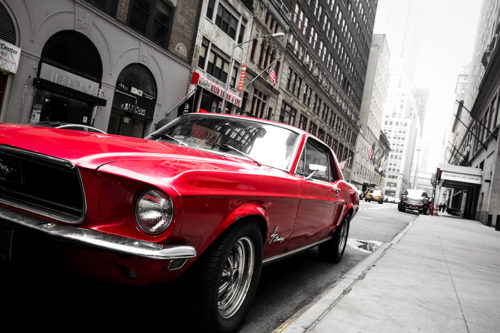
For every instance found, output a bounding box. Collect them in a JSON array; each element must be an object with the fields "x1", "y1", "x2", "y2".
[{"x1": 288, "y1": 138, "x2": 343, "y2": 250}]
